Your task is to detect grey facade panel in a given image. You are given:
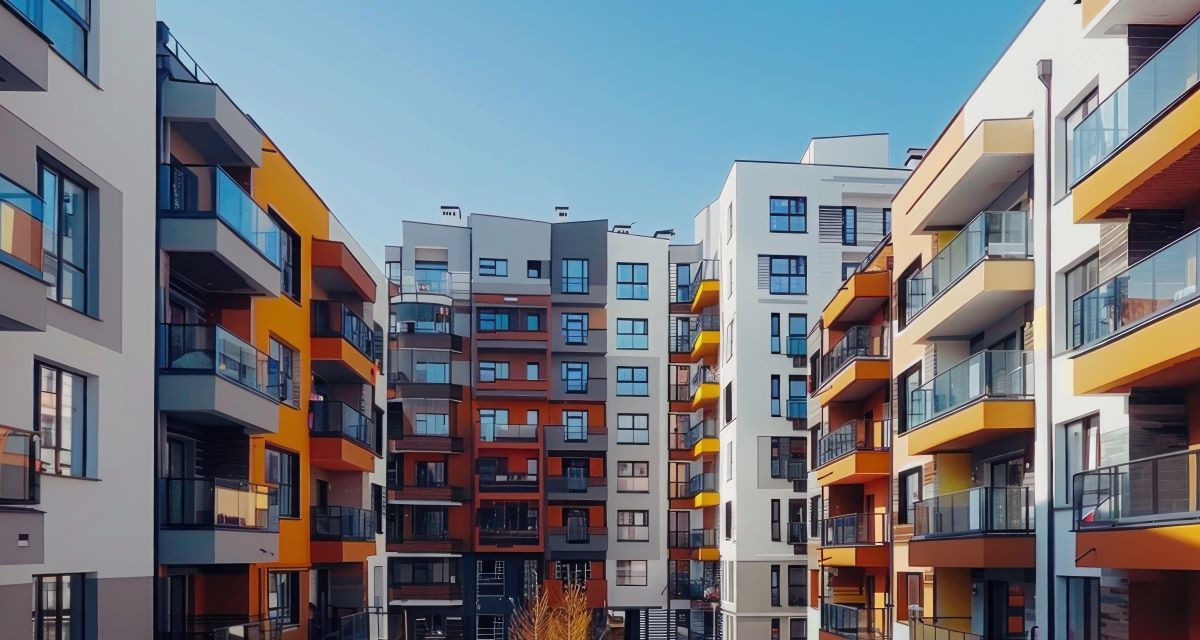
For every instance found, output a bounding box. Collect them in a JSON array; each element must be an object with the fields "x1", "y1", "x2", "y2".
[
  {"x1": 160, "y1": 216, "x2": 282, "y2": 297},
  {"x1": 0, "y1": 263, "x2": 47, "y2": 331},
  {"x1": 158, "y1": 528, "x2": 279, "y2": 565},
  {"x1": 0, "y1": 508, "x2": 43, "y2": 565},
  {"x1": 0, "y1": 8, "x2": 49, "y2": 91},
  {"x1": 161, "y1": 79, "x2": 263, "y2": 167},
  {"x1": 158, "y1": 373, "x2": 281, "y2": 434}
]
